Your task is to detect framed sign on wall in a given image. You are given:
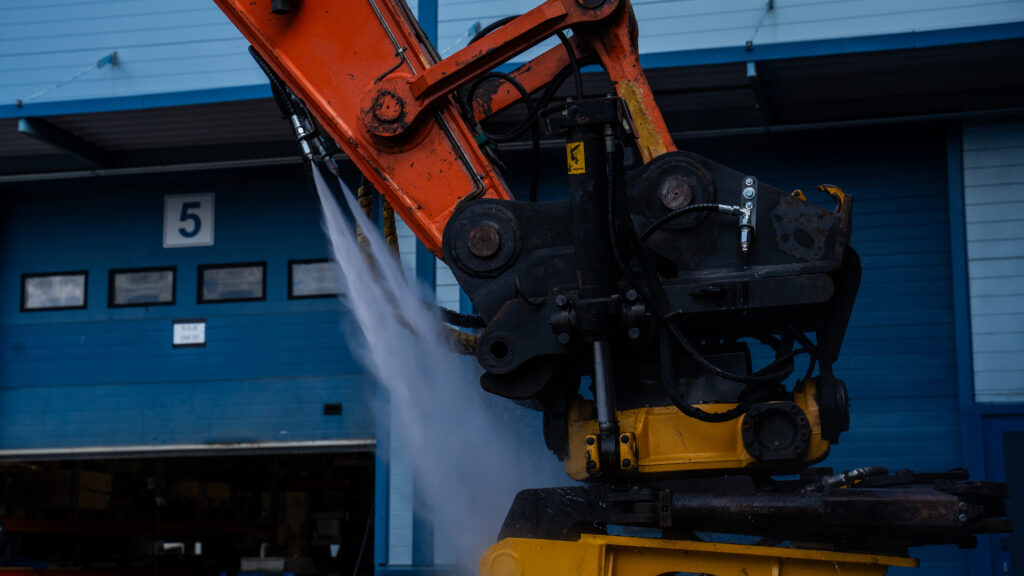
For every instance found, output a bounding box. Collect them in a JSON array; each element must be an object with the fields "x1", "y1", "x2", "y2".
[{"x1": 164, "y1": 194, "x2": 214, "y2": 248}]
